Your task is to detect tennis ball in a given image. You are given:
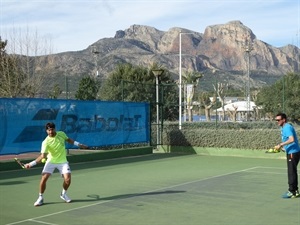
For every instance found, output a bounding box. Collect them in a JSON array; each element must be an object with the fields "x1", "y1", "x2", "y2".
[{"x1": 41, "y1": 158, "x2": 46, "y2": 163}]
